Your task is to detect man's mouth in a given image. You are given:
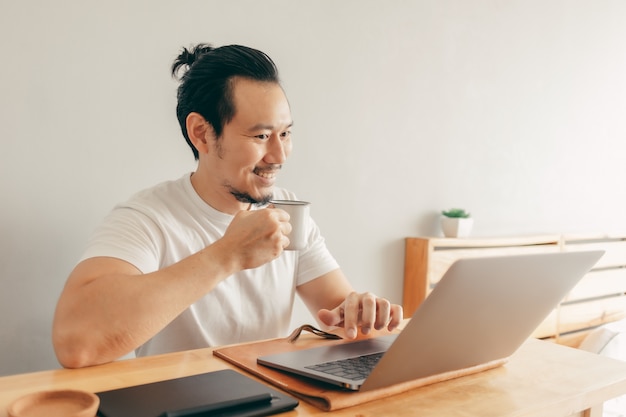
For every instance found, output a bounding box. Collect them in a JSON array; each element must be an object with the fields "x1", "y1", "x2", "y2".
[{"x1": 254, "y1": 167, "x2": 280, "y2": 180}]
